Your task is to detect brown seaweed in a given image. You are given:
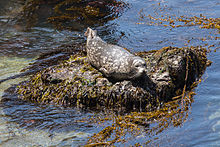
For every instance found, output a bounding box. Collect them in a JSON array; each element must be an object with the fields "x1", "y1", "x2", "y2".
[
  {"x1": 15, "y1": 45, "x2": 210, "y2": 146},
  {"x1": 16, "y1": 0, "x2": 128, "y2": 30},
  {"x1": 16, "y1": 46, "x2": 209, "y2": 111}
]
